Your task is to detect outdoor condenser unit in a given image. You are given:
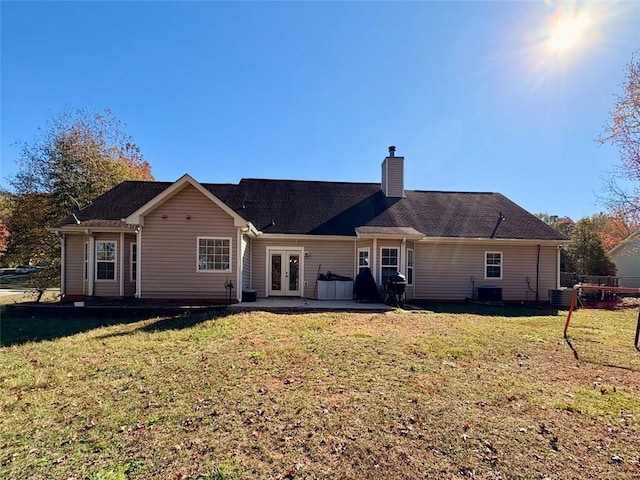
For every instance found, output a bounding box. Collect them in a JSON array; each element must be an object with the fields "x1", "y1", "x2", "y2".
[{"x1": 548, "y1": 288, "x2": 573, "y2": 307}]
